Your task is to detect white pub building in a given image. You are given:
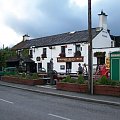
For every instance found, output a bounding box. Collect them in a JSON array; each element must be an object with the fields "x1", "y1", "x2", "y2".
[{"x1": 11, "y1": 11, "x2": 120, "y2": 74}]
